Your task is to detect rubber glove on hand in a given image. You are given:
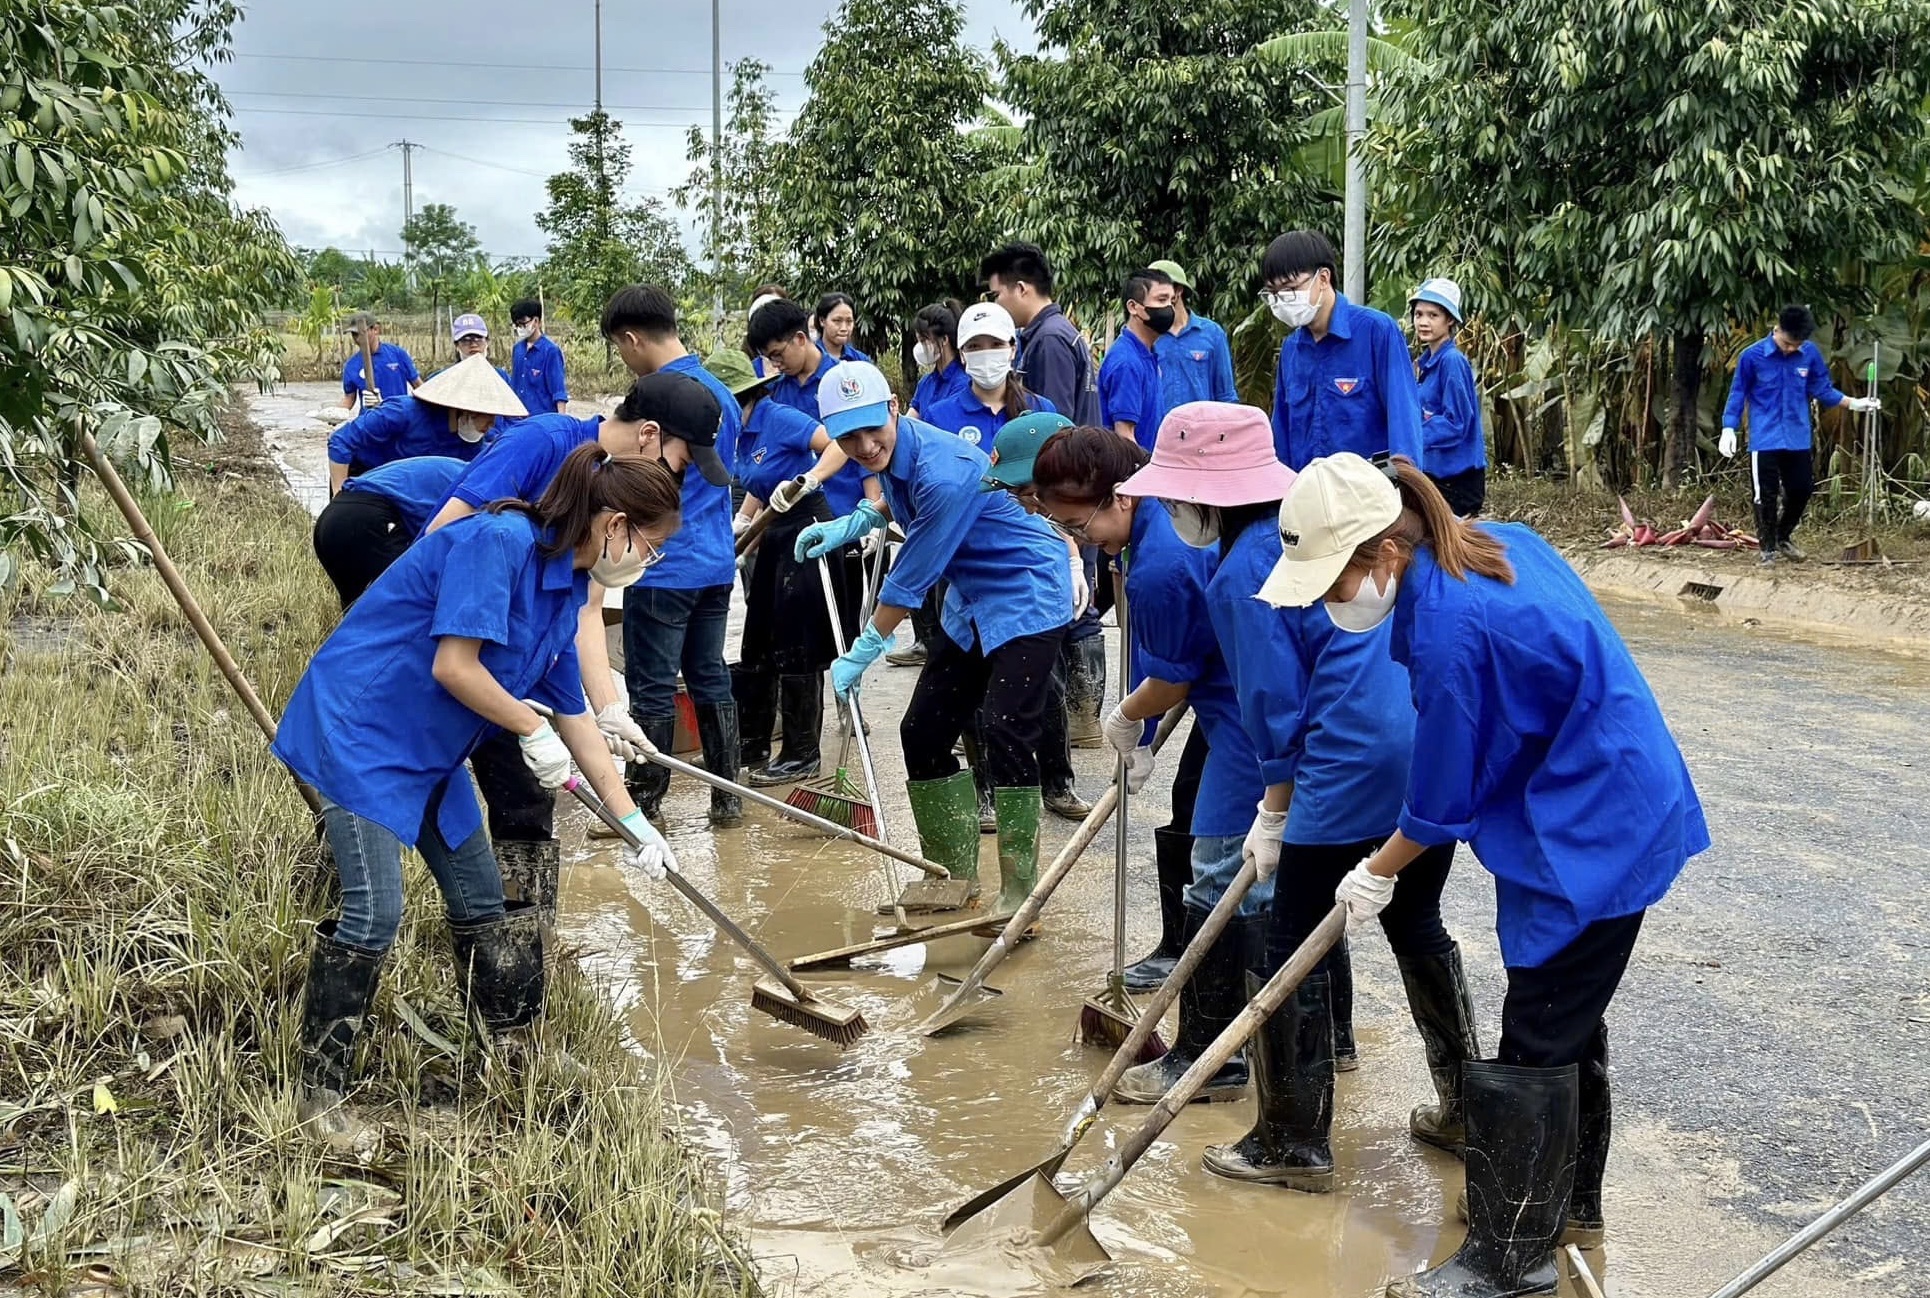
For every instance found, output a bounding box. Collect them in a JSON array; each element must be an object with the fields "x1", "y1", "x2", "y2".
[
  {"x1": 795, "y1": 499, "x2": 885, "y2": 561},
  {"x1": 831, "y1": 622, "x2": 891, "y2": 700},
  {"x1": 1119, "y1": 746, "x2": 1156, "y2": 794},
  {"x1": 1243, "y1": 803, "x2": 1288, "y2": 882},
  {"x1": 1101, "y1": 703, "x2": 1144, "y2": 757},
  {"x1": 1719, "y1": 428, "x2": 1738, "y2": 459},
  {"x1": 518, "y1": 721, "x2": 572, "y2": 789},
  {"x1": 359, "y1": 388, "x2": 383, "y2": 408},
  {"x1": 769, "y1": 475, "x2": 818, "y2": 513},
  {"x1": 619, "y1": 810, "x2": 673, "y2": 880},
  {"x1": 731, "y1": 512, "x2": 753, "y2": 538},
  {"x1": 1070, "y1": 558, "x2": 1091, "y2": 619},
  {"x1": 596, "y1": 701, "x2": 656, "y2": 763},
  {"x1": 1335, "y1": 859, "x2": 1396, "y2": 930},
  {"x1": 1844, "y1": 395, "x2": 1882, "y2": 414}
]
